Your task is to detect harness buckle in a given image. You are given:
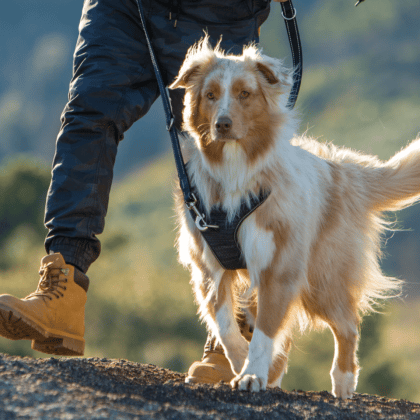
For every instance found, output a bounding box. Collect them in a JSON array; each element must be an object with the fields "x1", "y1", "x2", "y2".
[{"x1": 186, "y1": 193, "x2": 219, "y2": 232}]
